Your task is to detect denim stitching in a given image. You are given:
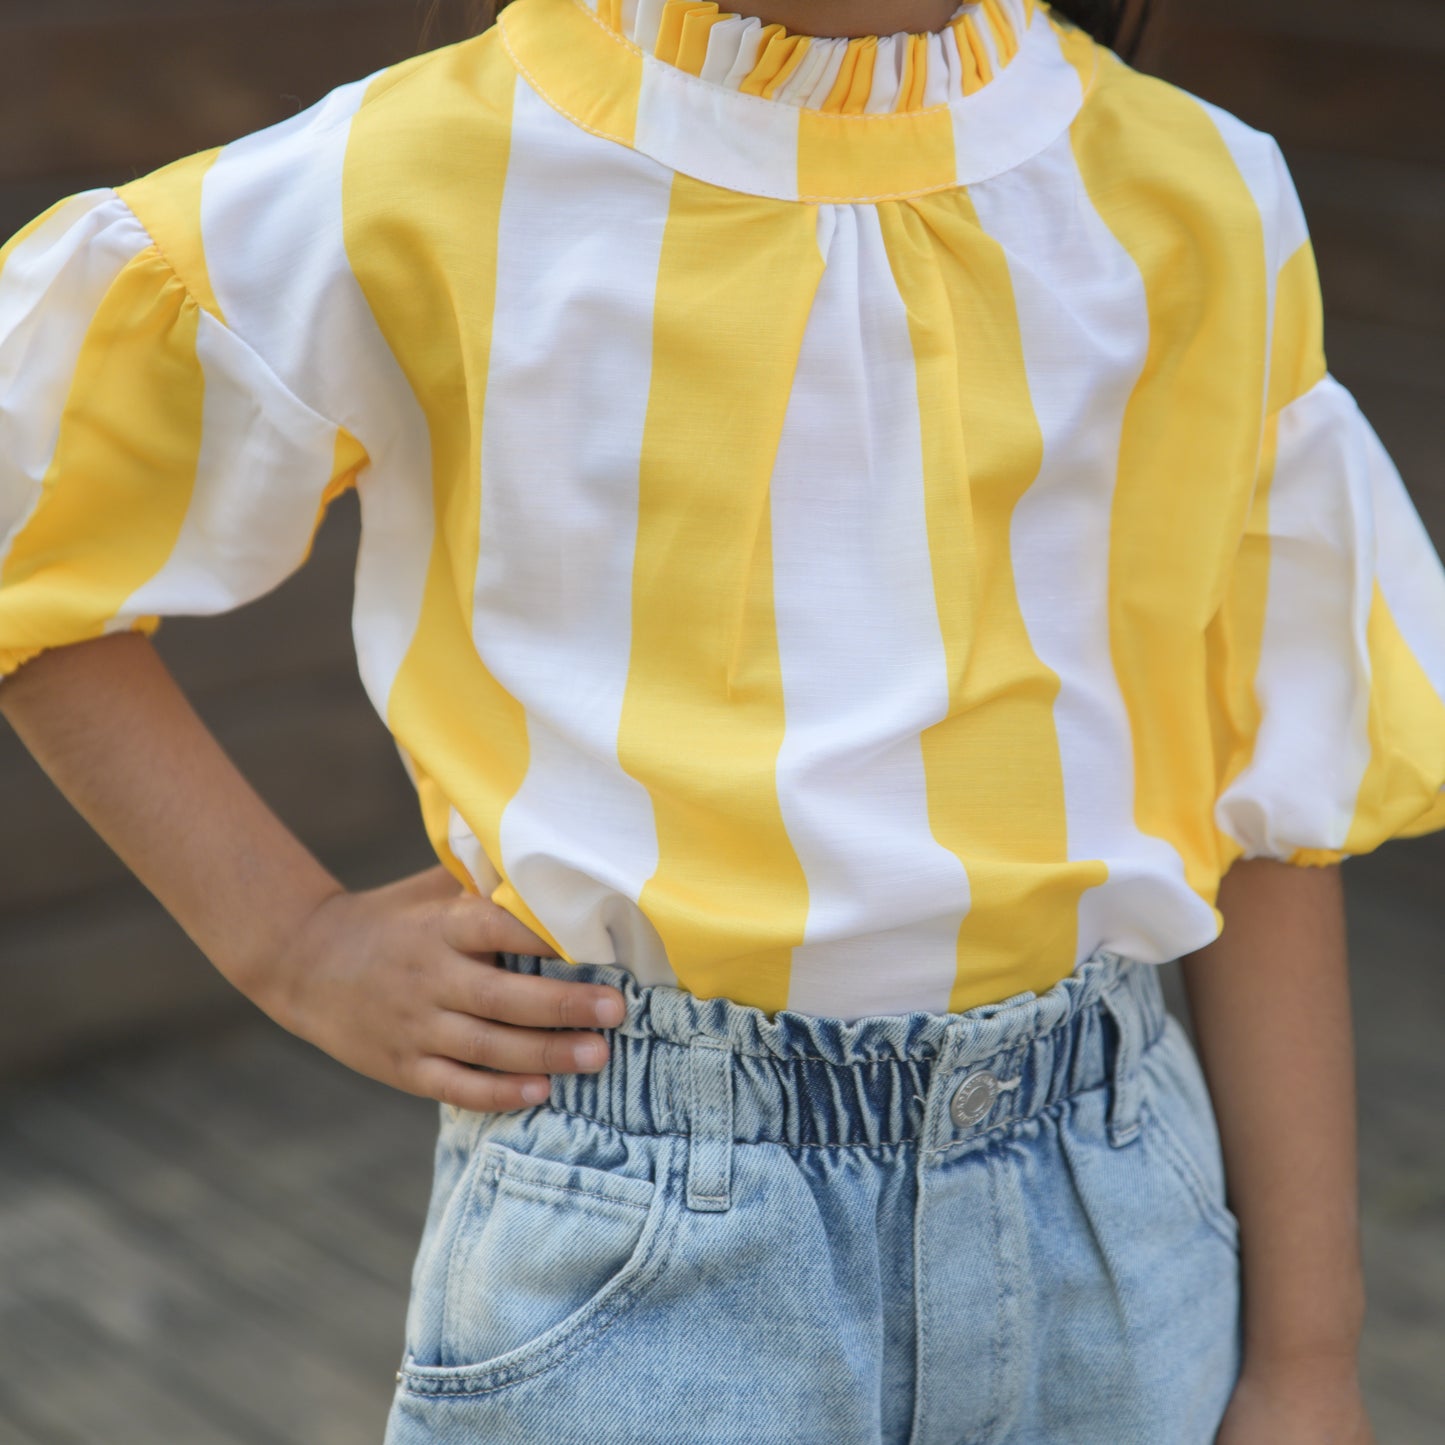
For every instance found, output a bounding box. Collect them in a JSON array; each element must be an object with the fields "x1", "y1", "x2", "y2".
[
  {"x1": 497, "y1": 1175, "x2": 651, "y2": 1210},
  {"x1": 1138, "y1": 1096, "x2": 1240, "y2": 1253},
  {"x1": 540, "y1": 1102, "x2": 918, "y2": 1152},
  {"x1": 401, "y1": 1138, "x2": 682, "y2": 1398}
]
